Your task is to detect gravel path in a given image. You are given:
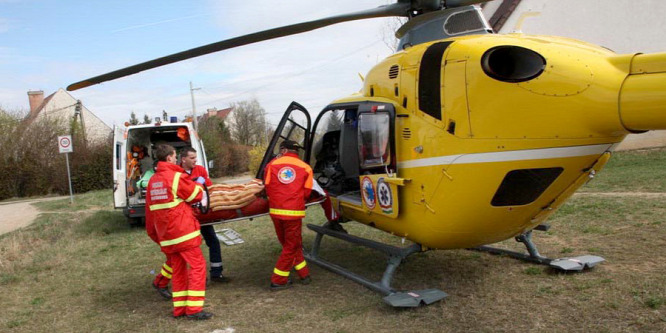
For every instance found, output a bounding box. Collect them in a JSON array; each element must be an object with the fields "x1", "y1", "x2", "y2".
[{"x1": 0, "y1": 196, "x2": 68, "y2": 235}]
